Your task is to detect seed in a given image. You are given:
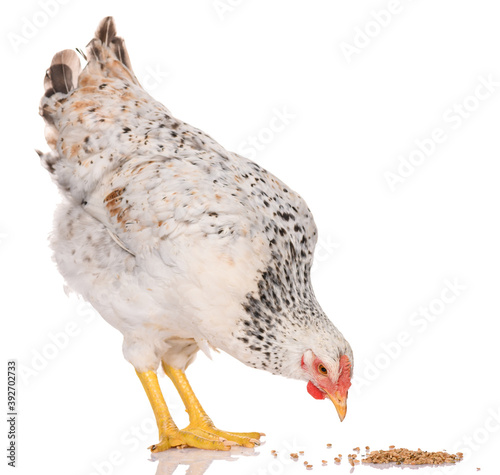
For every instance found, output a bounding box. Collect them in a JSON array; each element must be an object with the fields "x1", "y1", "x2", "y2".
[
  {"x1": 303, "y1": 461, "x2": 308, "y2": 465},
  {"x1": 321, "y1": 460, "x2": 327, "y2": 464},
  {"x1": 326, "y1": 443, "x2": 332, "y2": 448},
  {"x1": 306, "y1": 464, "x2": 313, "y2": 470},
  {"x1": 299, "y1": 451, "x2": 304, "y2": 454},
  {"x1": 389, "y1": 445, "x2": 396, "y2": 449},
  {"x1": 353, "y1": 447, "x2": 360, "y2": 451},
  {"x1": 349, "y1": 458, "x2": 355, "y2": 467},
  {"x1": 334, "y1": 457, "x2": 341, "y2": 463},
  {"x1": 365, "y1": 446, "x2": 370, "y2": 451}
]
